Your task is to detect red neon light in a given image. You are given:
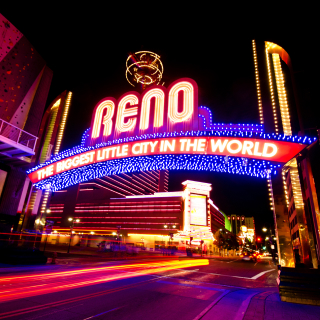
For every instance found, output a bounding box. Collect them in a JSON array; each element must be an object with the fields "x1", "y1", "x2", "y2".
[{"x1": 28, "y1": 136, "x2": 307, "y2": 184}]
